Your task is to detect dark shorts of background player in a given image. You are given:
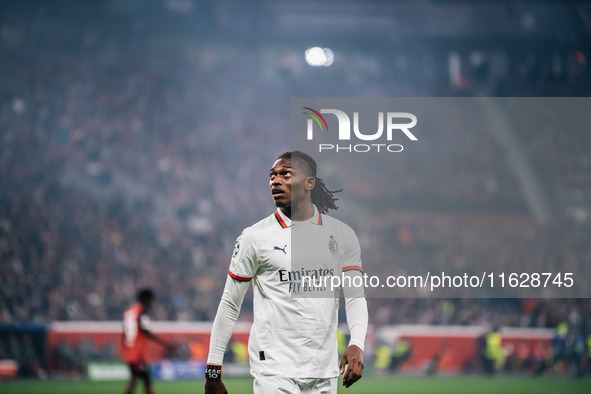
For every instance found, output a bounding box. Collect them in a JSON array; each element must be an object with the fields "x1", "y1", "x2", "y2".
[{"x1": 128, "y1": 362, "x2": 150, "y2": 378}]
